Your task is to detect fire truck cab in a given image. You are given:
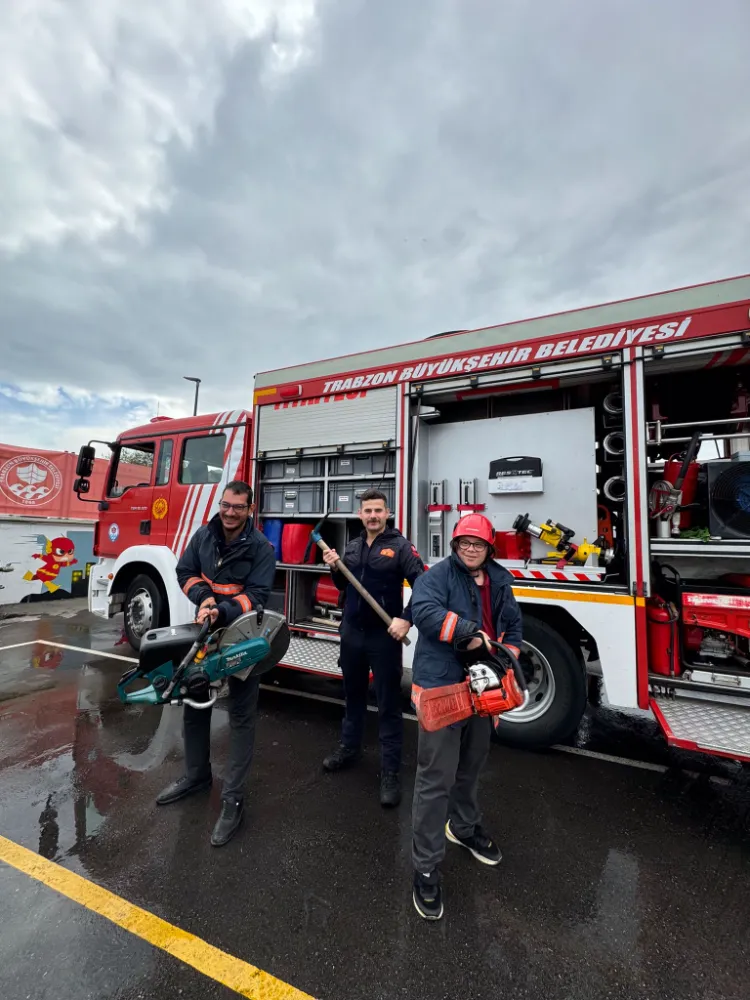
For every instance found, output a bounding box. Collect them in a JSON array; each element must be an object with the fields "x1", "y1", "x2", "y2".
[{"x1": 74, "y1": 410, "x2": 251, "y2": 649}]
